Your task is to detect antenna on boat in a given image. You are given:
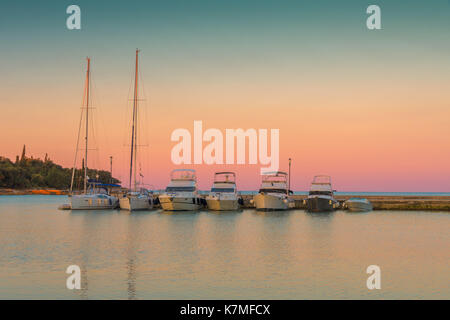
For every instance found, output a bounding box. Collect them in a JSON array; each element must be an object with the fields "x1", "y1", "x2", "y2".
[
  {"x1": 288, "y1": 158, "x2": 292, "y2": 195},
  {"x1": 110, "y1": 156, "x2": 113, "y2": 183}
]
